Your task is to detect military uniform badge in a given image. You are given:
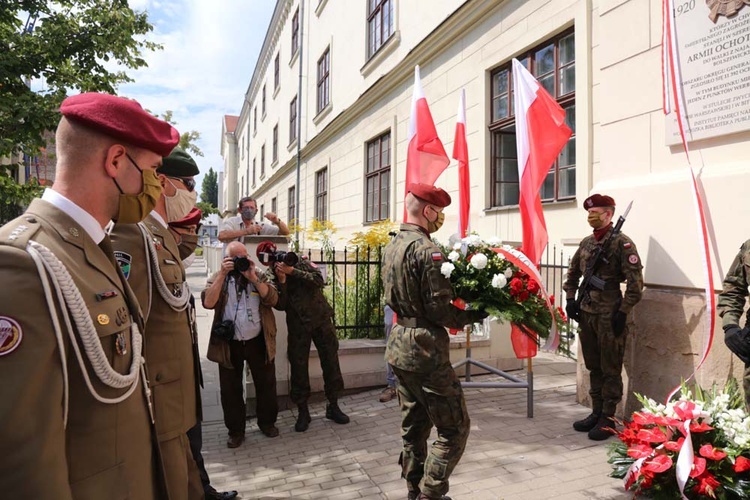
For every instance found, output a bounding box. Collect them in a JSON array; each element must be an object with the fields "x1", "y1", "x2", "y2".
[{"x1": 0, "y1": 316, "x2": 23, "y2": 357}]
